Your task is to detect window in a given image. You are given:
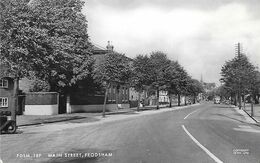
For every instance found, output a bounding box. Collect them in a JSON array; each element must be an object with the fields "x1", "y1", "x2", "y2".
[
  {"x1": 0, "y1": 79, "x2": 8, "y2": 88},
  {"x1": 0, "y1": 97, "x2": 8, "y2": 107}
]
